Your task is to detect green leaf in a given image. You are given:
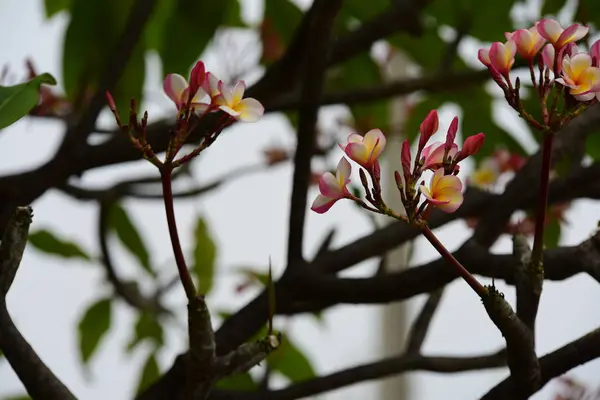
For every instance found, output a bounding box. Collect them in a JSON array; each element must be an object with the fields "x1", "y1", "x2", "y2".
[
  {"x1": 28, "y1": 229, "x2": 91, "y2": 261},
  {"x1": 264, "y1": 0, "x2": 303, "y2": 47},
  {"x1": 135, "y1": 352, "x2": 160, "y2": 394},
  {"x1": 193, "y1": 216, "x2": 217, "y2": 295},
  {"x1": 427, "y1": 0, "x2": 517, "y2": 42},
  {"x1": 158, "y1": 0, "x2": 235, "y2": 77},
  {"x1": 108, "y1": 203, "x2": 153, "y2": 276},
  {"x1": 267, "y1": 334, "x2": 315, "y2": 383},
  {"x1": 0, "y1": 74, "x2": 57, "y2": 130},
  {"x1": 542, "y1": 0, "x2": 567, "y2": 17},
  {"x1": 216, "y1": 373, "x2": 257, "y2": 391},
  {"x1": 544, "y1": 217, "x2": 561, "y2": 249},
  {"x1": 585, "y1": 131, "x2": 600, "y2": 161},
  {"x1": 224, "y1": 0, "x2": 245, "y2": 27},
  {"x1": 3, "y1": 395, "x2": 32, "y2": 400},
  {"x1": 44, "y1": 0, "x2": 71, "y2": 18},
  {"x1": 78, "y1": 298, "x2": 112, "y2": 364},
  {"x1": 332, "y1": 53, "x2": 389, "y2": 132},
  {"x1": 127, "y1": 312, "x2": 164, "y2": 352},
  {"x1": 62, "y1": 0, "x2": 145, "y2": 117}
]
